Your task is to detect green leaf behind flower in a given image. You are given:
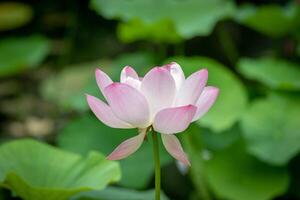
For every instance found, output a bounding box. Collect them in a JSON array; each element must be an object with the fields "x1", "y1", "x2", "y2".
[
  {"x1": 90, "y1": 0, "x2": 236, "y2": 39},
  {"x1": 117, "y1": 19, "x2": 182, "y2": 43}
]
